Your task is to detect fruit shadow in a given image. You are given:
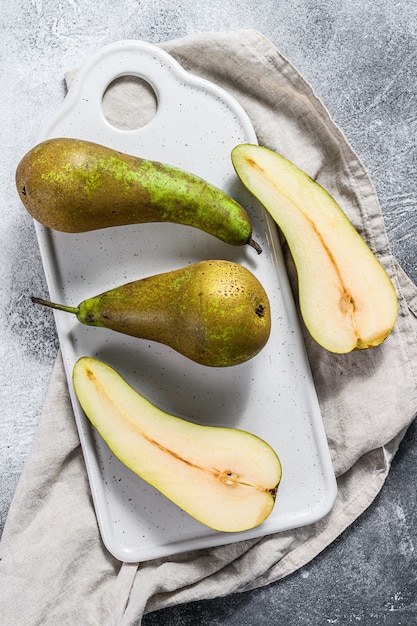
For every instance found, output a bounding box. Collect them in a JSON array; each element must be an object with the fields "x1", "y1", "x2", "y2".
[{"x1": 94, "y1": 337, "x2": 254, "y2": 429}]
